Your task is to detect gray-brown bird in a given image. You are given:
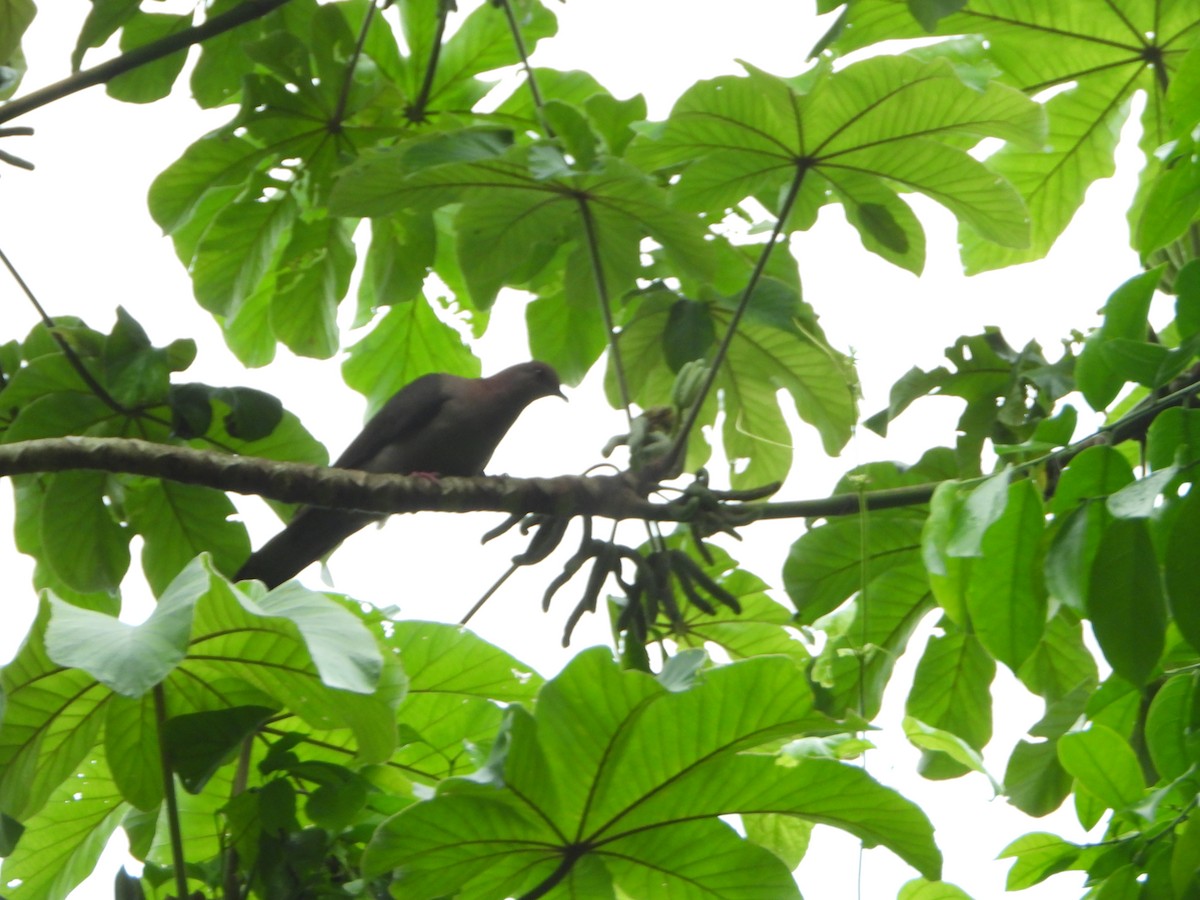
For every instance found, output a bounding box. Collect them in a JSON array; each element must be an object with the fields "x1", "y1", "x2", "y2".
[{"x1": 235, "y1": 361, "x2": 564, "y2": 588}]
